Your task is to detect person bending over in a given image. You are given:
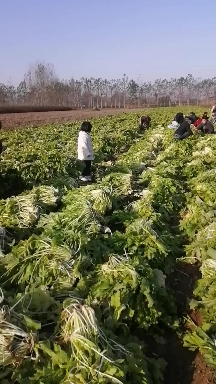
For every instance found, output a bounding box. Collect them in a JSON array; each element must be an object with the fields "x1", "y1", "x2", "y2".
[
  {"x1": 168, "y1": 112, "x2": 187, "y2": 129},
  {"x1": 196, "y1": 118, "x2": 214, "y2": 135},
  {"x1": 188, "y1": 112, "x2": 197, "y2": 124},
  {"x1": 174, "y1": 113, "x2": 193, "y2": 140},
  {"x1": 194, "y1": 112, "x2": 209, "y2": 128},
  {"x1": 139, "y1": 115, "x2": 151, "y2": 131},
  {"x1": 77, "y1": 121, "x2": 94, "y2": 182}
]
